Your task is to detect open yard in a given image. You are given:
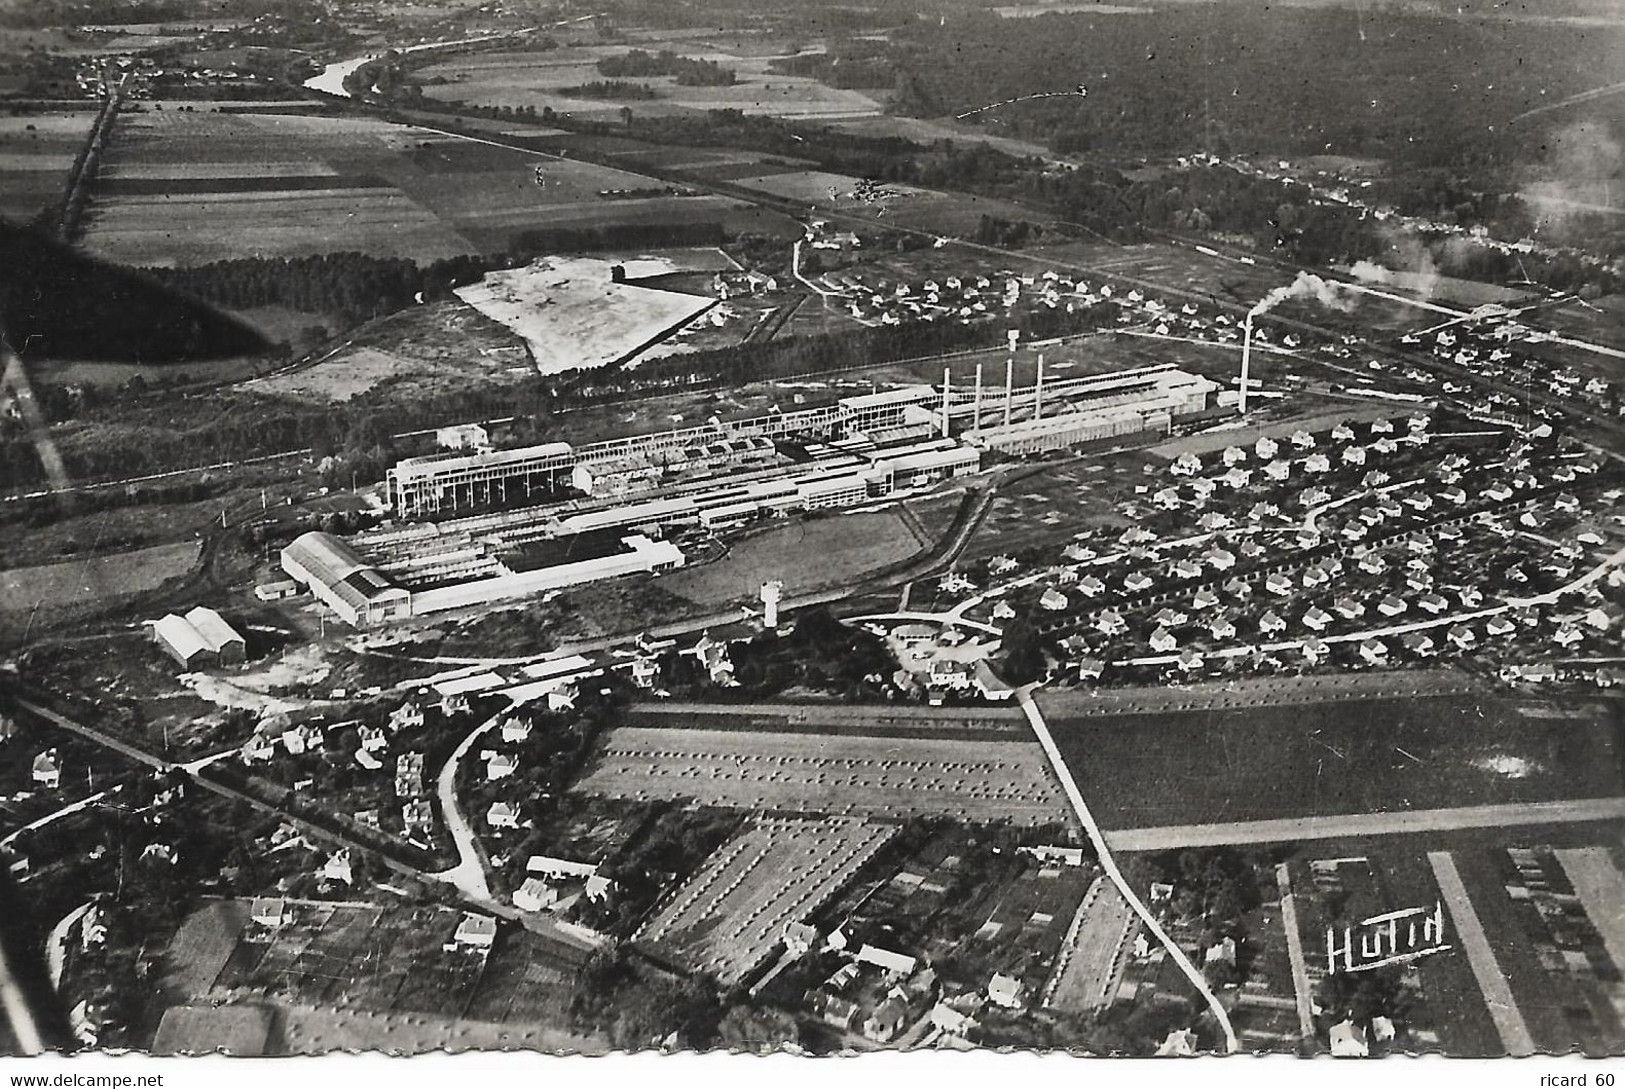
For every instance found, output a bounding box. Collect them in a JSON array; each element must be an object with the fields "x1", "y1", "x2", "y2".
[
  {"x1": 575, "y1": 724, "x2": 1069, "y2": 826},
  {"x1": 1042, "y1": 876, "x2": 1138, "y2": 1015},
  {"x1": 635, "y1": 815, "x2": 895, "y2": 986},
  {"x1": 1045, "y1": 693, "x2": 1625, "y2": 832}
]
